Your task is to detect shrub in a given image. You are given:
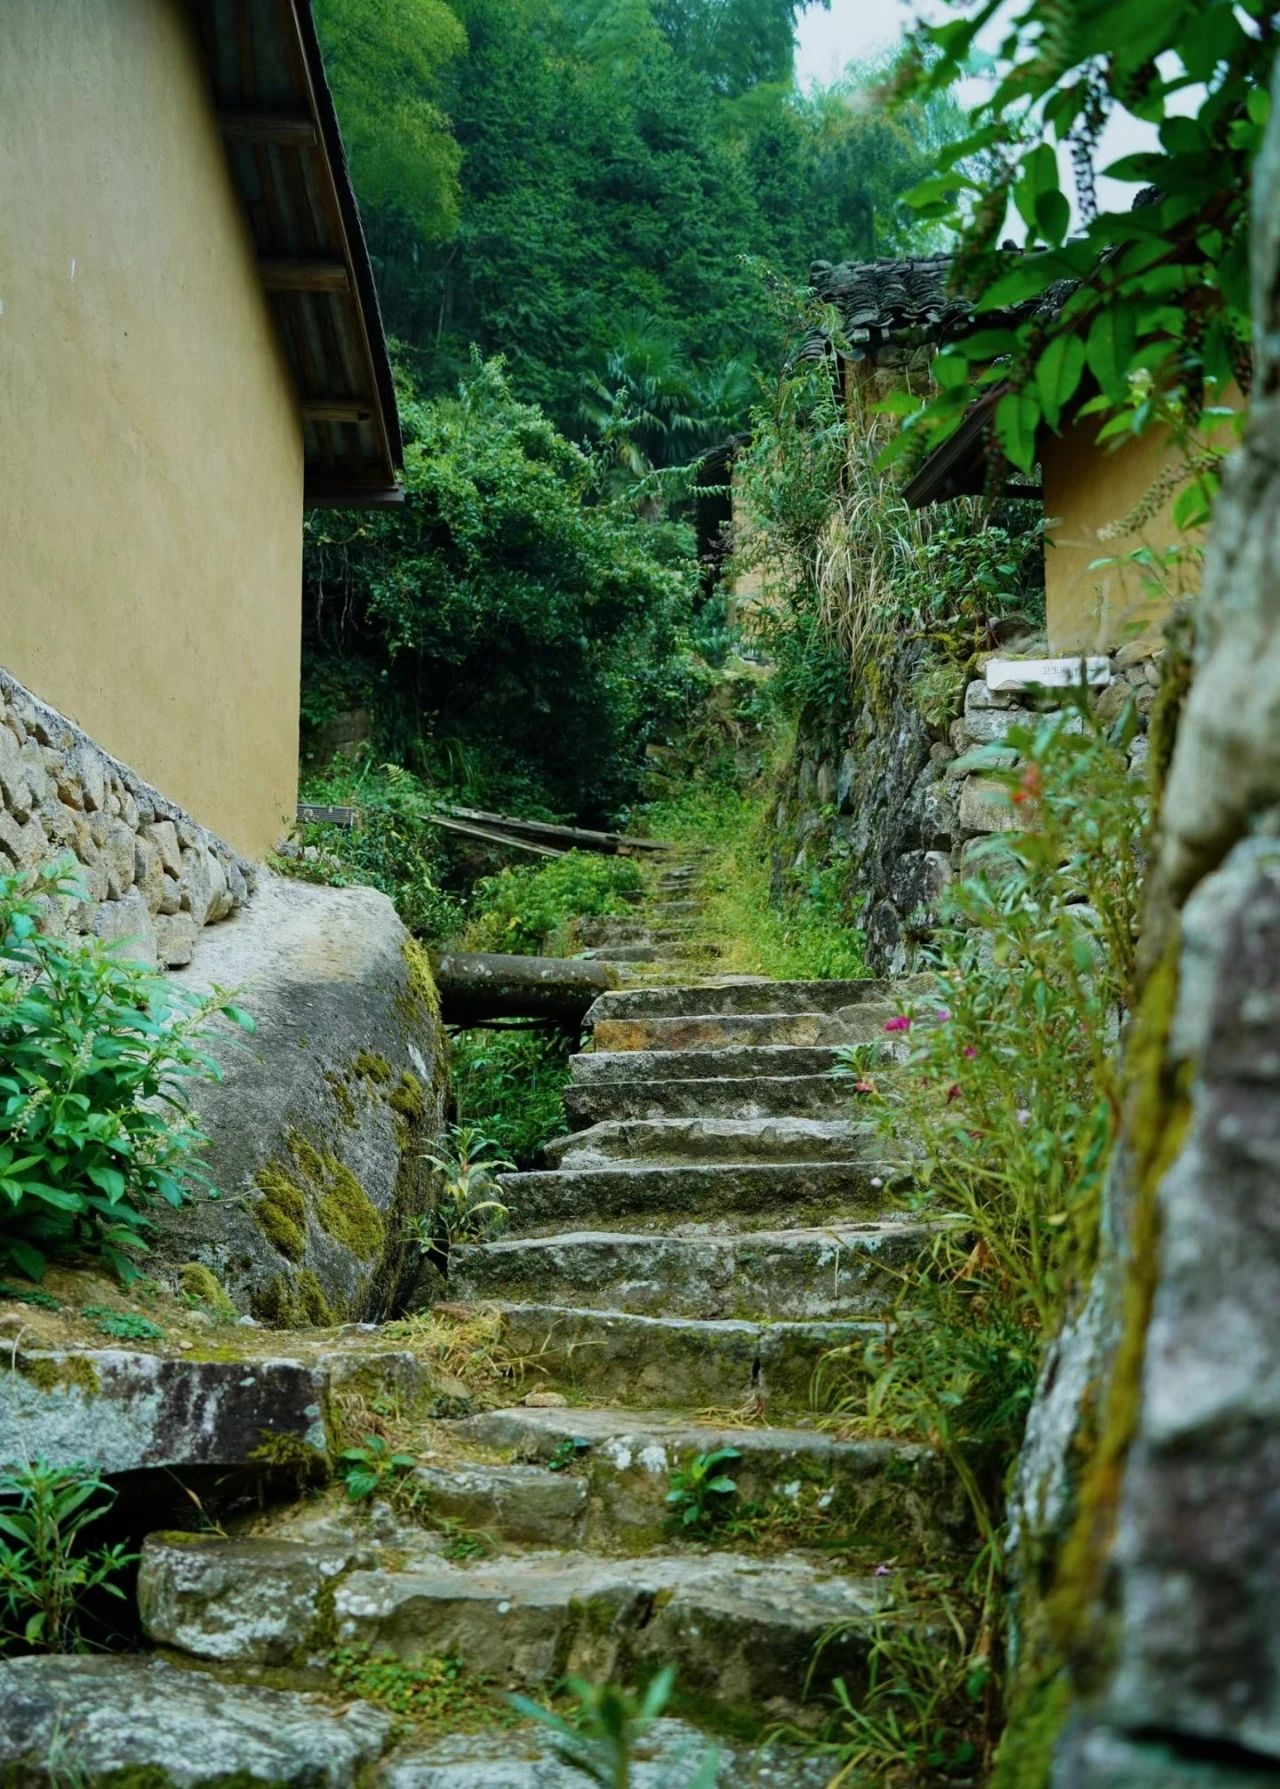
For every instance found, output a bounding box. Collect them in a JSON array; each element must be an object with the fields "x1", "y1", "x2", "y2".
[
  {"x1": 0, "y1": 862, "x2": 251, "y2": 1282},
  {"x1": 0, "y1": 1460, "x2": 135, "y2": 1652},
  {"x1": 461, "y1": 851, "x2": 643, "y2": 957},
  {"x1": 451, "y1": 1028, "x2": 572, "y2": 1167}
]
